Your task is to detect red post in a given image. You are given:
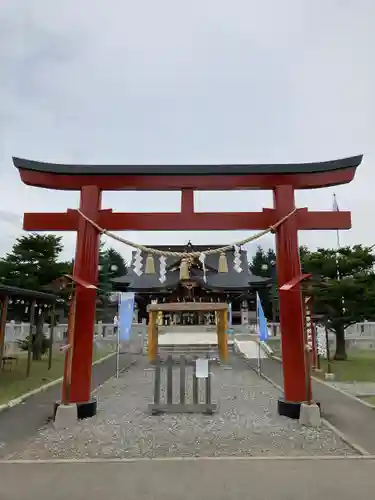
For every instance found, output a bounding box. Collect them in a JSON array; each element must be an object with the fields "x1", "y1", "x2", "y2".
[
  {"x1": 273, "y1": 185, "x2": 307, "y2": 409},
  {"x1": 69, "y1": 186, "x2": 101, "y2": 403},
  {"x1": 181, "y1": 189, "x2": 194, "y2": 215},
  {"x1": 61, "y1": 290, "x2": 76, "y2": 404}
]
